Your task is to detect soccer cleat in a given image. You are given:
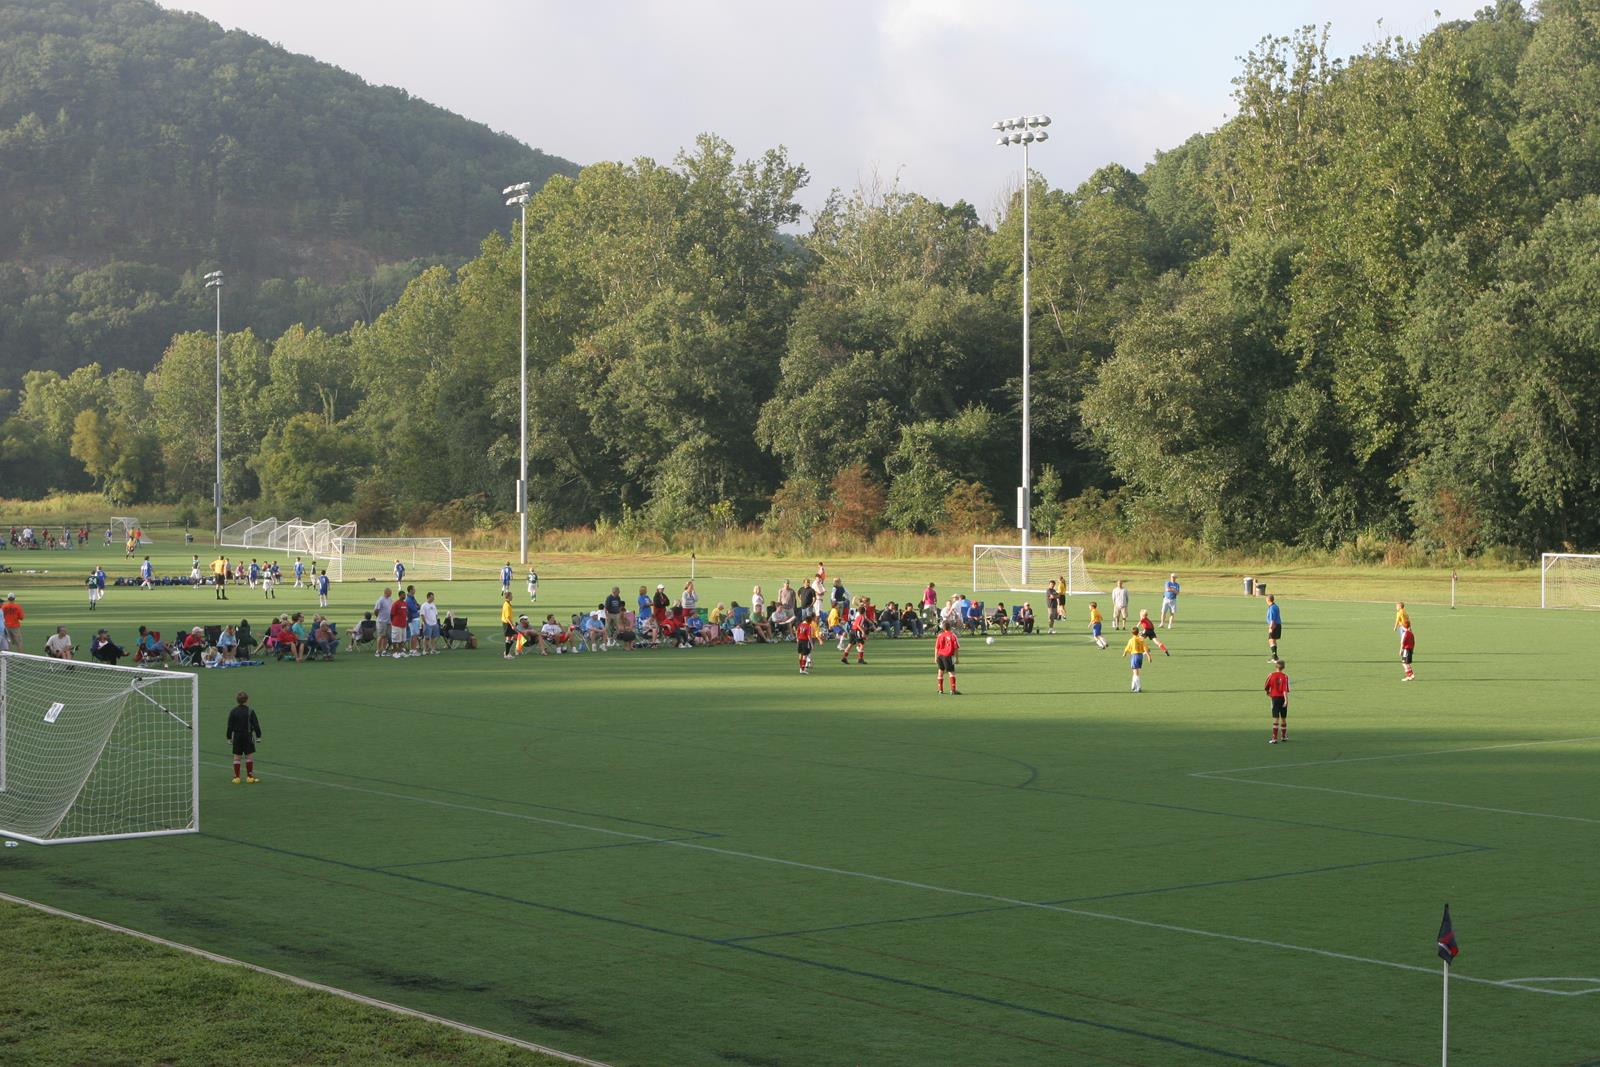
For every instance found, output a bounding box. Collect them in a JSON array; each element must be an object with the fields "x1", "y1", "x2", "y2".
[
  {"x1": 1163, "y1": 649, "x2": 1171, "y2": 656},
  {"x1": 1268, "y1": 739, "x2": 1277, "y2": 744},
  {"x1": 231, "y1": 776, "x2": 241, "y2": 784},
  {"x1": 246, "y1": 776, "x2": 259, "y2": 783},
  {"x1": 950, "y1": 689, "x2": 961, "y2": 696}
]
